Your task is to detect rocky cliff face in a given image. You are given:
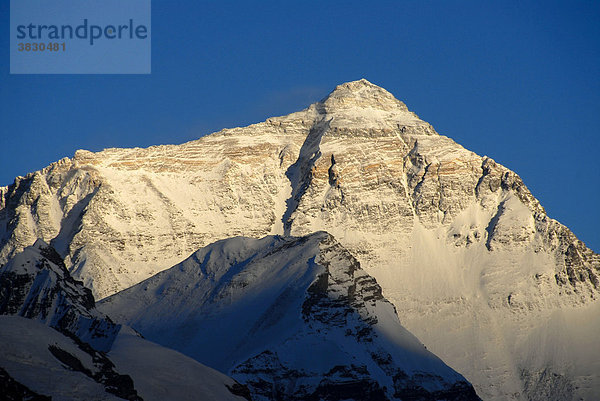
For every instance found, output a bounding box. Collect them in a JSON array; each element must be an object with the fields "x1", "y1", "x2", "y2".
[
  {"x1": 0, "y1": 316, "x2": 142, "y2": 401},
  {"x1": 0, "y1": 239, "x2": 120, "y2": 351},
  {"x1": 1, "y1": 79, "x2": 598, "y2": 400},
  {"x1": 0, "y1": 243, "x2": 253, "y2": 401},
  {"x1": 99, "y1": 232, "x2": 479, "y2": 401},
  {"x1": 0, "y1": 315, "x2": 251, "y2": 401}
]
